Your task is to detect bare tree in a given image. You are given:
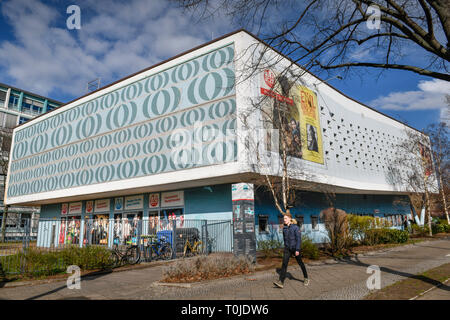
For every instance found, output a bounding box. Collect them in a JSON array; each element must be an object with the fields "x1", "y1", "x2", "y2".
[
  {"x1": 240, "y1": 69, "x2": 319, "y2": 217},
  {"x1": 388, "y1": 128, "x2": 439, "y2": 236},
  {"x1": 425, "y1": 122, "x2": 449, "y2": 224},
  {"x1": 177, "y1": 0, "x2": 450, "y2": 81}
]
